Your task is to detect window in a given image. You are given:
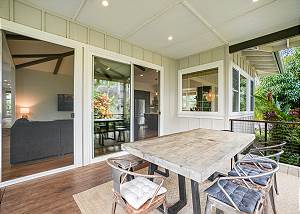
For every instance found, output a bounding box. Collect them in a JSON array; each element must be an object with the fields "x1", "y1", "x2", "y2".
[
  {"x1": 232, "y1": 66, "x2": 254, "y2": 113},
  {"x1": 250, "y1": 80, "x2": 254, "y2": 111},
  {"x1": 240, "y1": 75, "x2": 247, "y2": 112},
  {"x1": 232, "y1": 69, "x2": 239, "y2": 112}
]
